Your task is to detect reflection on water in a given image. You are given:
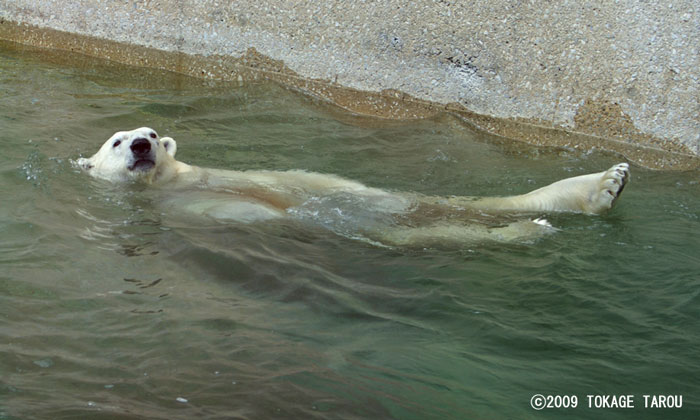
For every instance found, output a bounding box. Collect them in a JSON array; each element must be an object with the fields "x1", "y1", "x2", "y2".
[{"x1": 1, "y1": 41, "x2": 700, "y2": 419}]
